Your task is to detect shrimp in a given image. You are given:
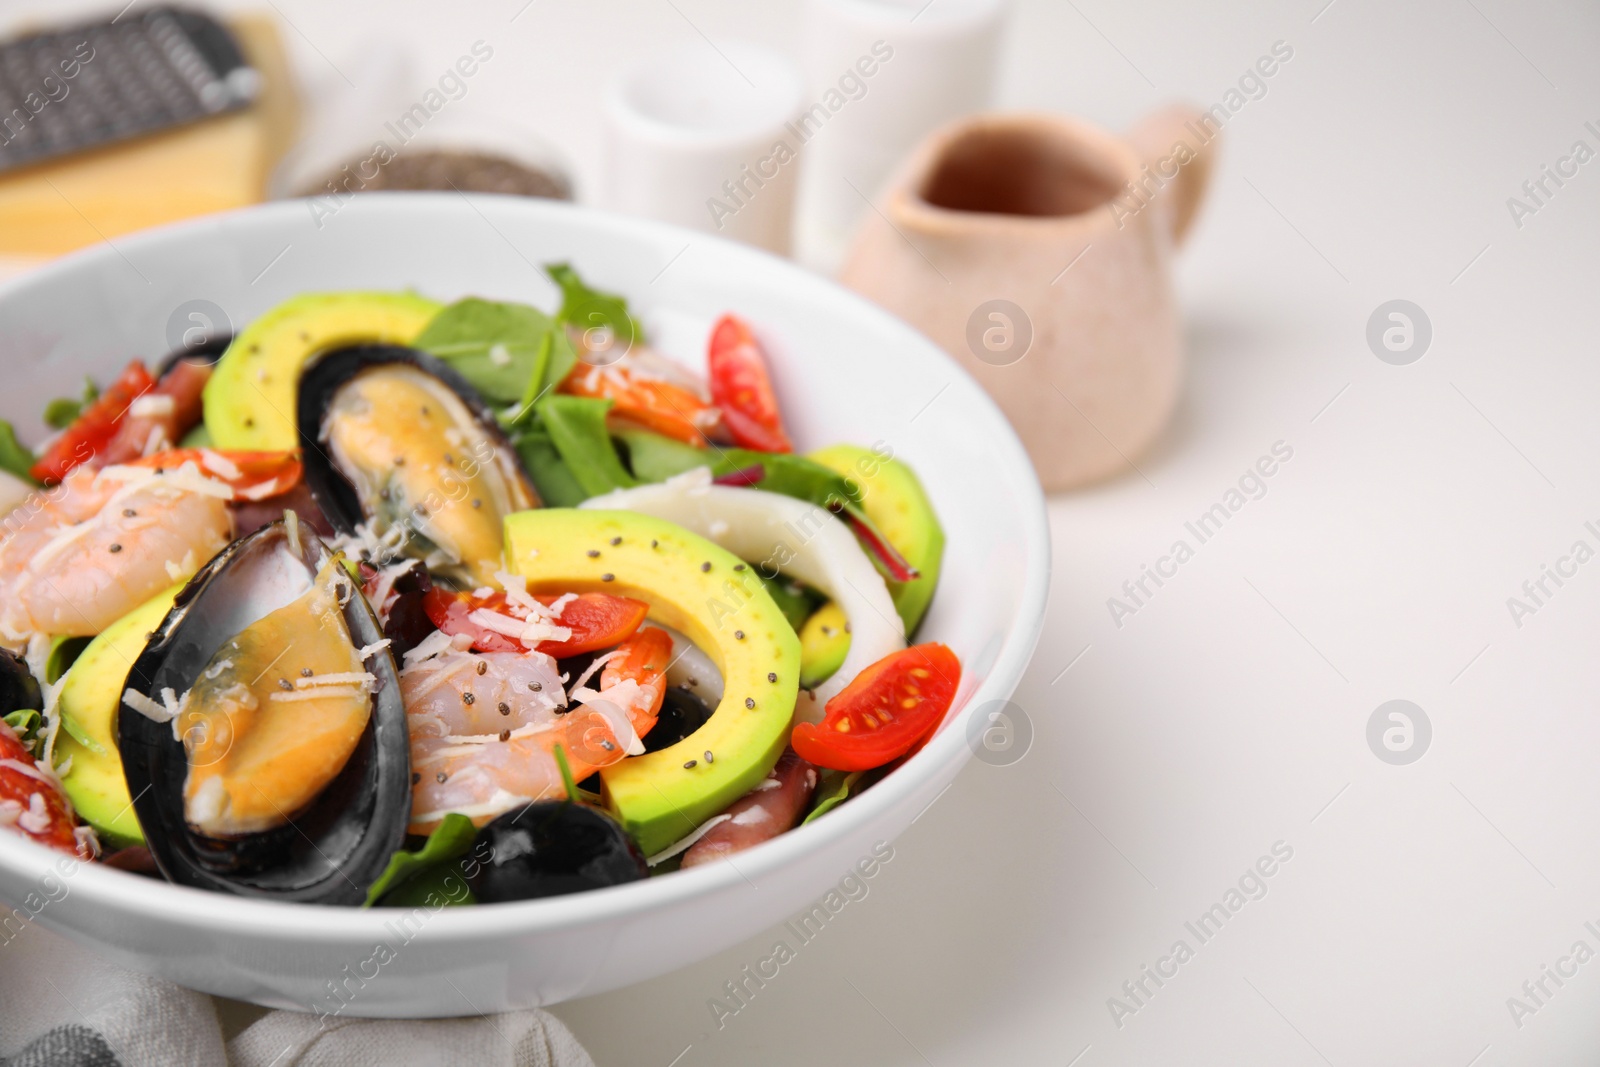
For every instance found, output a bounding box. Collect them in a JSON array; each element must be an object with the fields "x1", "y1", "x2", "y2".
[
  {"x1": 403, "y1": 626, "x2": 673, "y2": 834},
  {"x1": 0, "y1": 462, "x2": 232, "y2": 641}
]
